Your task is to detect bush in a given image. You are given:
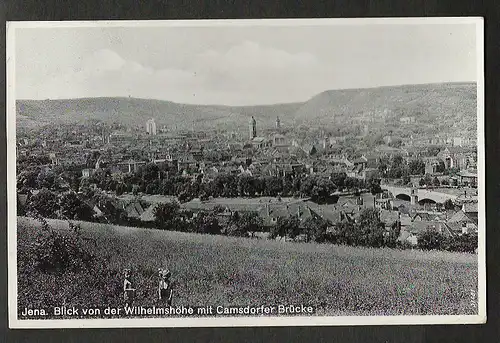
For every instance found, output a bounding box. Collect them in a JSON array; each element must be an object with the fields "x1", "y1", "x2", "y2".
[
  {"x1": 153, "y1": 201, "x2": 181, "y2": 230},
  {"x1": 417, "y1": 228, "x2": 447, "y2": 251},
  {"x1": 26, "y1": 213, "x2": 95, "y2": 273},
  {"x1": 58, "y1": 191, "x2": 94, "y2": 221},
  {"x1": 26, "y1": 188, "x2": 58, "y2": 218},
  {"x1": 445, "y1": 233, "x2": 478, "y2": 253}
]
